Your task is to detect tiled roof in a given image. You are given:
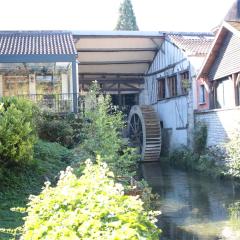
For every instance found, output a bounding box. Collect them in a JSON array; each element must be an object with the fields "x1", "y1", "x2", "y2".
[
  {"x1": 168, "y1": 34, "x2": 214, "y2": 56},
  {"x1": 224, "y1": 0, "x2": 240, "y2": 22},
  {"x1": 228, "y1": 20, "x2": 240, "y2": 31},
  {"x1": 0, "y1": 31, "x2": 77, "y2": 55}
]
